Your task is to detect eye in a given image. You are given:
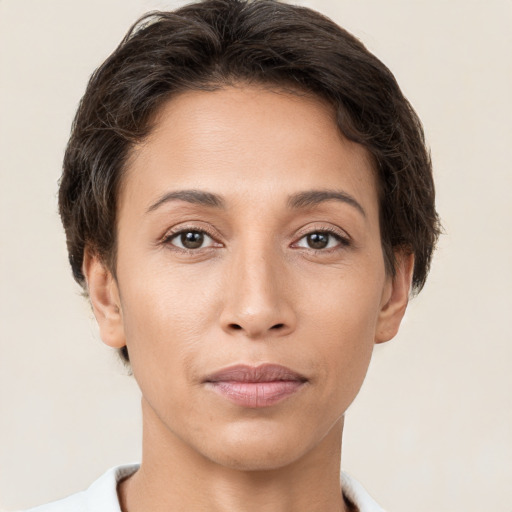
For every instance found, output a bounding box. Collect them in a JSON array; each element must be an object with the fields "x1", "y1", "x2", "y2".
[
  {"x1": 166, "y1": 230, "x2": 216, "y2": 250},
  {"x1": 295, "y1": 231, "x2": 347, "y2": 250}
]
